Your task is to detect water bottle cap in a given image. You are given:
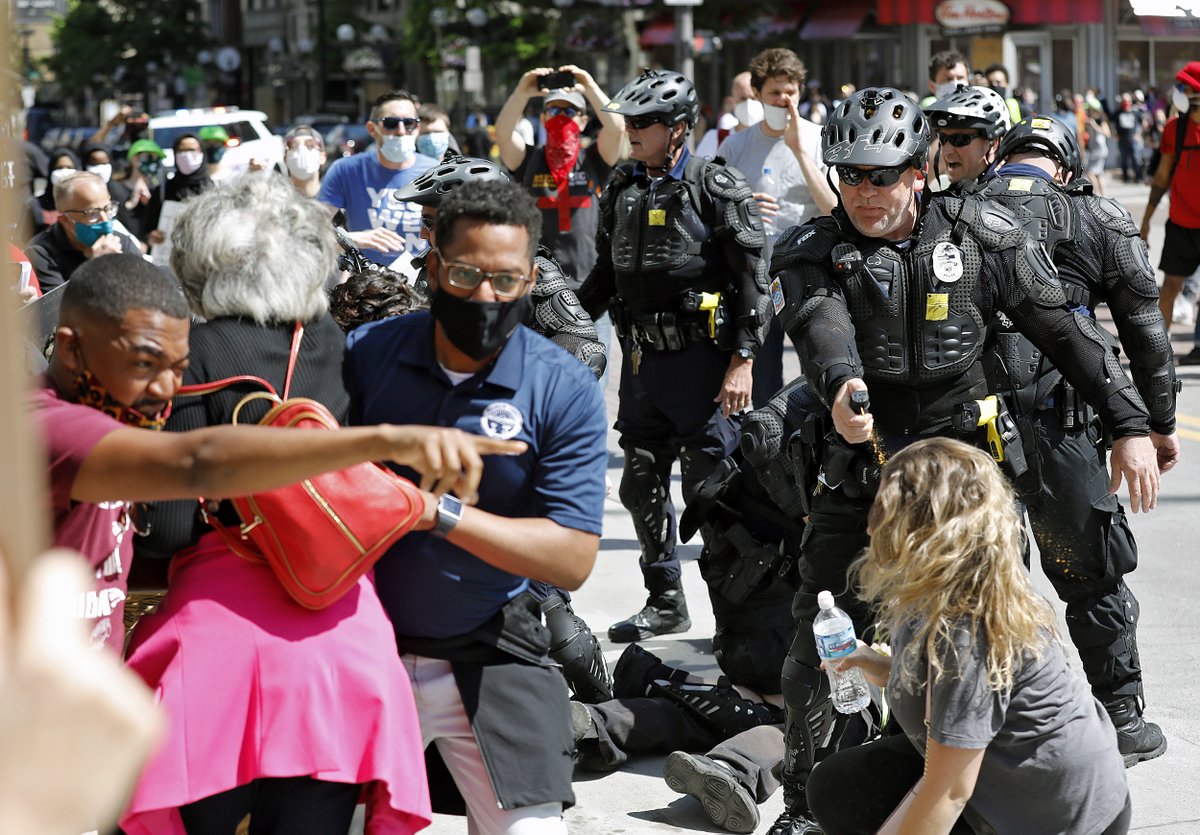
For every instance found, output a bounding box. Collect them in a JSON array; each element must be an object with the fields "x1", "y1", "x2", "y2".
[{"x1": 817, "y1": 590, "x2": 834, "y2": 610}]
